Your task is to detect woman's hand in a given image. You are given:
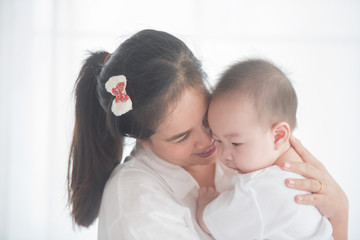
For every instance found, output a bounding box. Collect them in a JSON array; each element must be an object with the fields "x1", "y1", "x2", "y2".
[{"x1": 282, "y1": 136, "x2": 348, "y2": 240}]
